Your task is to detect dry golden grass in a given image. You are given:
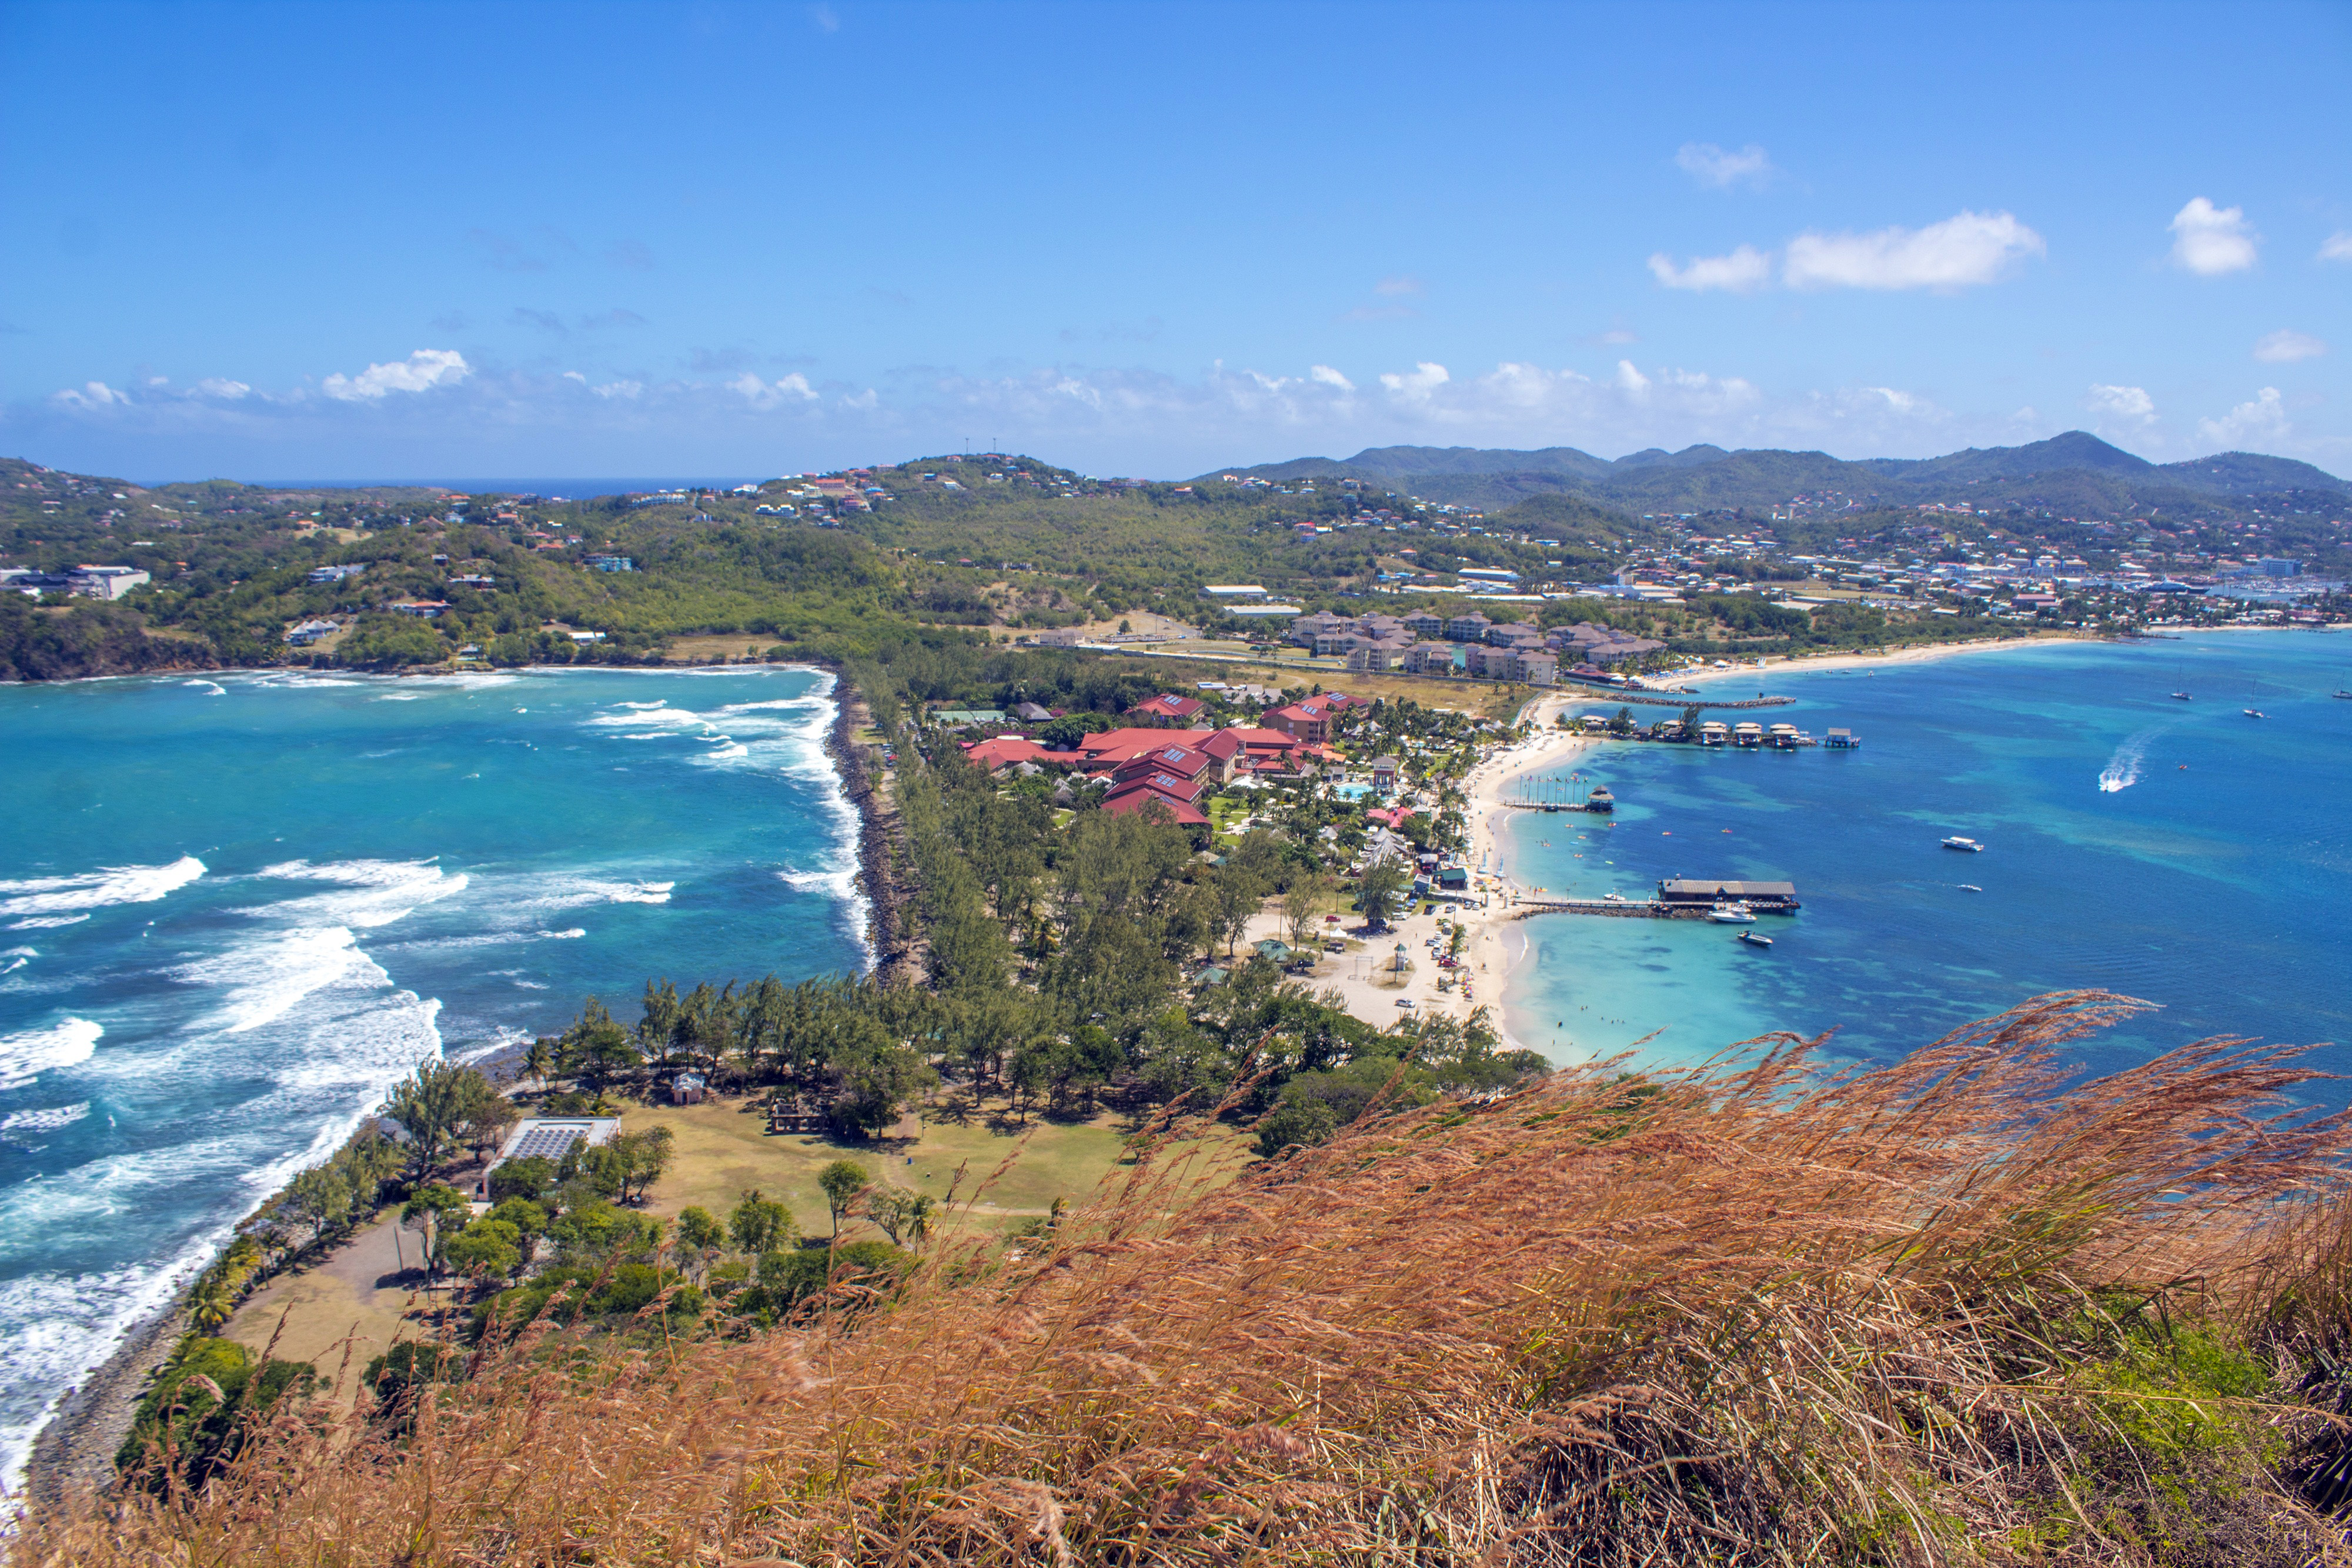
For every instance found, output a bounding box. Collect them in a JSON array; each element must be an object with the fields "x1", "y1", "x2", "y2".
[{"x1": 26, "y1": 992, "x2": 2352, "y2": 1565}]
